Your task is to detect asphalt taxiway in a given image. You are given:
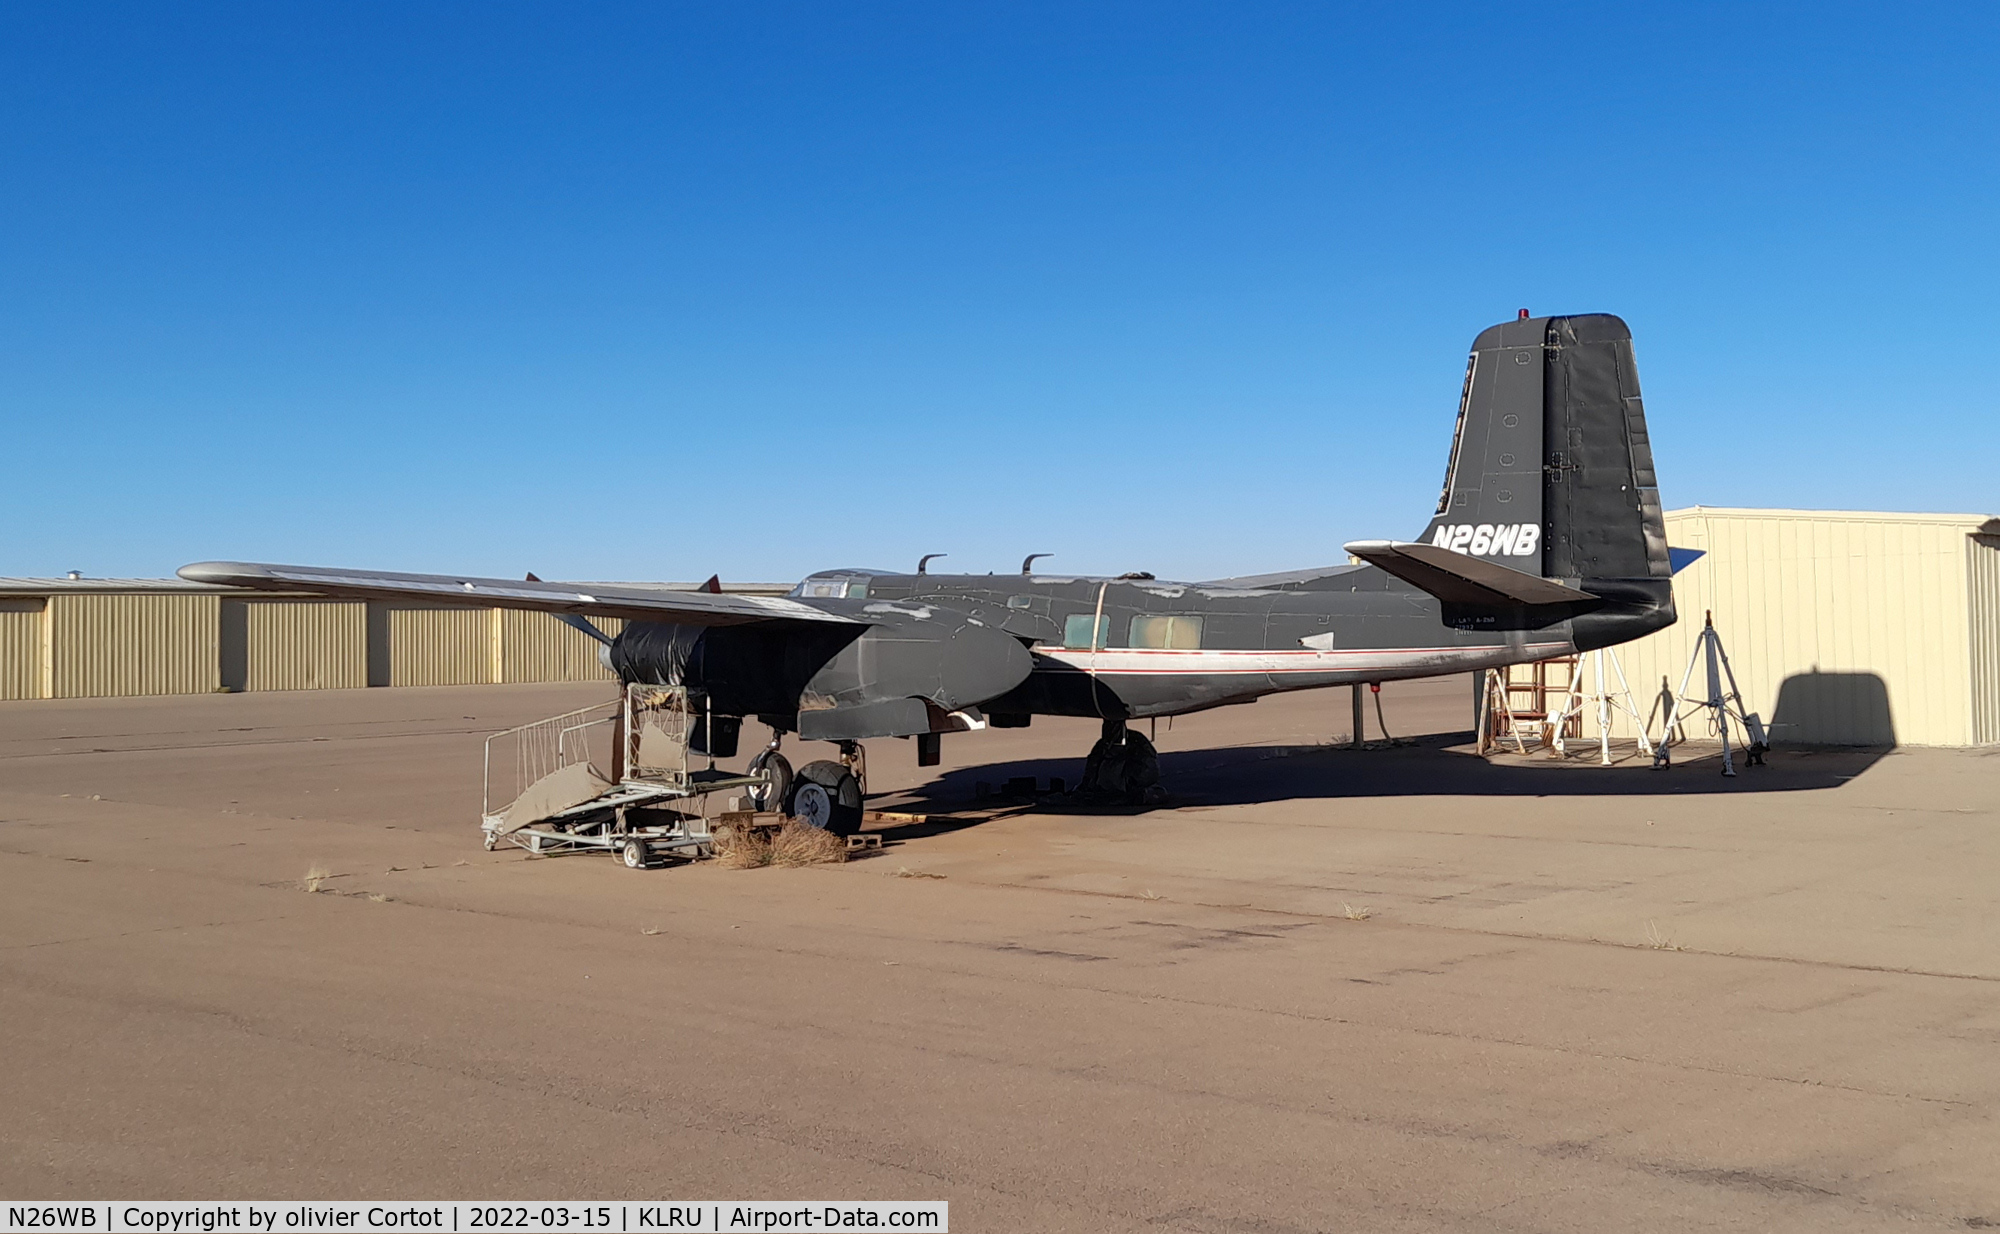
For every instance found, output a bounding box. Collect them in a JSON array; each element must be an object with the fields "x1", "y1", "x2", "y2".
[{"x1": 2, "y1": 680, "x2": 1996, "y2": 1231}]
